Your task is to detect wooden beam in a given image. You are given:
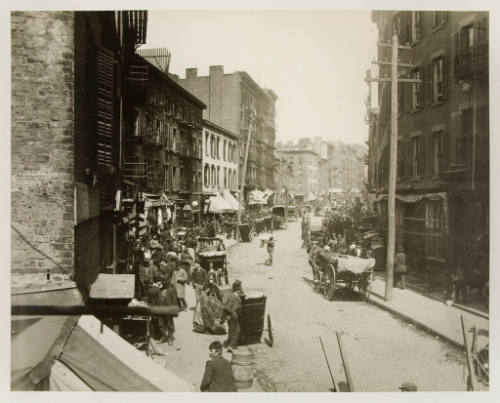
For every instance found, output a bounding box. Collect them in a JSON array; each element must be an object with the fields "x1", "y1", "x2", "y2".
[
  {"x1": 372, "y1": 60, "x2": 416, "y2": 68},
  {"x1": 377, "y1": 42, "x2": 412, "y2": 50}
]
